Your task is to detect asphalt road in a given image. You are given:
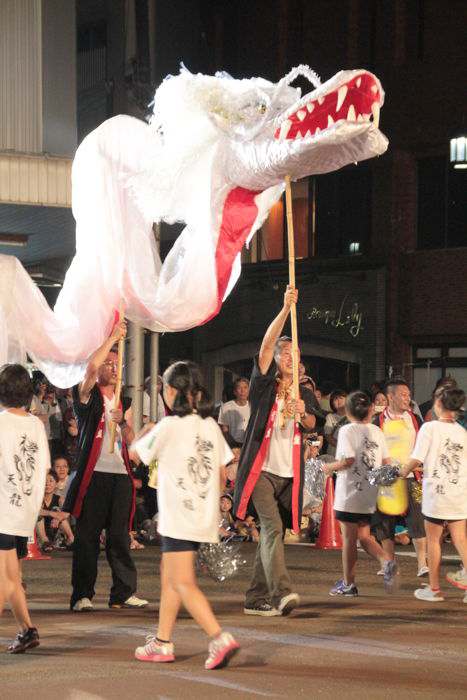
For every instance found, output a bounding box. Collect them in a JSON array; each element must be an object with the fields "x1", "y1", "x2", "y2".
[{"x1": 1, "y1": 543, "x2": 466, "y2": 699}]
